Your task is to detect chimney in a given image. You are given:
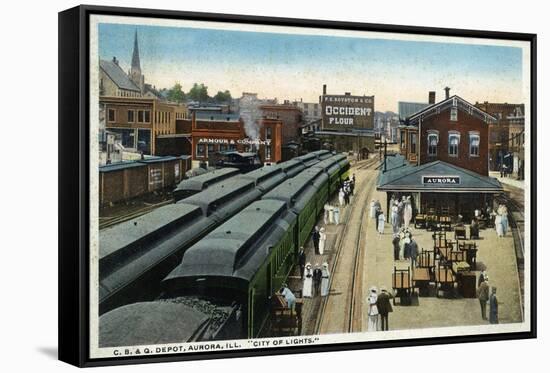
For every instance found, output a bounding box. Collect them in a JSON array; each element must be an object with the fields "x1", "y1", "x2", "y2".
[
  {"x1": 429, "y1": 91, "x2": 436, "y2": 104},
  {"x1": 112, "y1": 56, "x2": 119, "y2": 65},
  {"x1": 444, "y1": 87, "x2": 450, "y2": 99},
  {"x1": 345, "y1": 92, "x2": 351, "y2": 96},
  {"x1": 323, "y1": 84, "x2": 327, "y2": 95}
]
